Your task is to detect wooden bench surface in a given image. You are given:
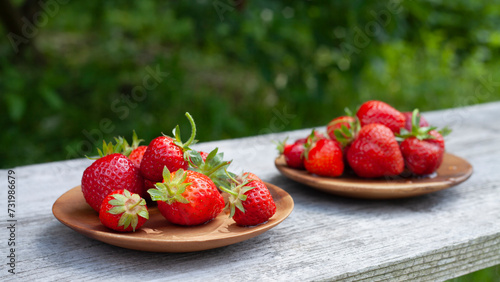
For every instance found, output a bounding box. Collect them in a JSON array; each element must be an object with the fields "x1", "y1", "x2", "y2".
[{"x1": 1, "y1": 101, "x2": 499, "y2": 281}]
